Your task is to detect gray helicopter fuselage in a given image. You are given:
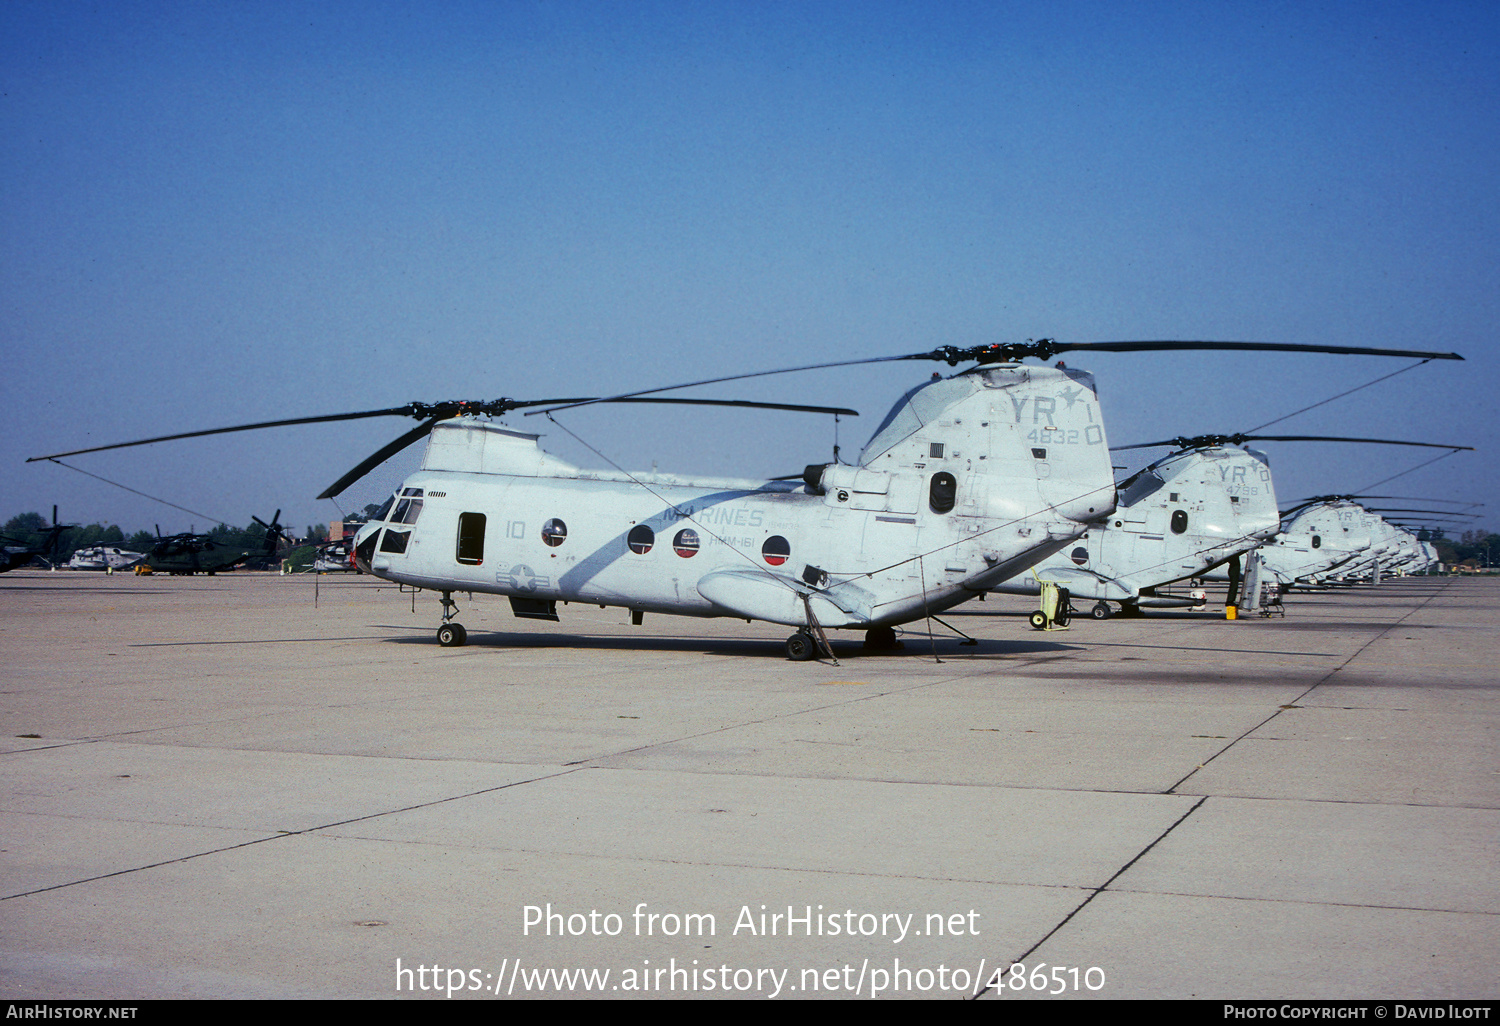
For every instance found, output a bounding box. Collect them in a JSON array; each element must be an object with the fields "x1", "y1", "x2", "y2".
[
  {"x1": 990, "y1": 445, "x2": 1279, "y2": 603},
  {"x1": 353, "y1": 364, "x2": 1118, "y2": 630},
  {"x1": 1263, "y1": 501, "x2": 1375, "y2": 585},
  {"x1": 1329, "y1": 514, "x2": 1407, "y2": 581}
]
